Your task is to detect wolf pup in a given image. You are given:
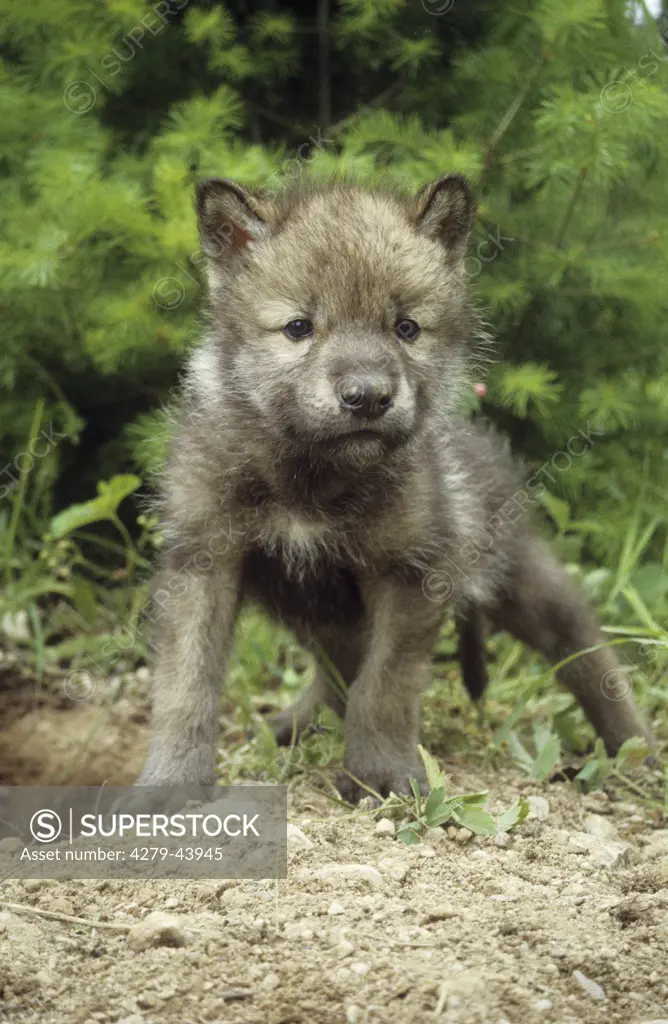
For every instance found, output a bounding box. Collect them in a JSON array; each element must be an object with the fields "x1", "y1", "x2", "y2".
[{"x1": 138, "y1": 174, "x2": 651, "y2": 799}]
